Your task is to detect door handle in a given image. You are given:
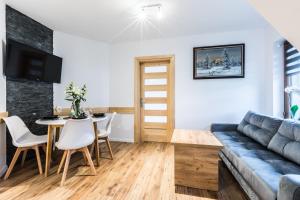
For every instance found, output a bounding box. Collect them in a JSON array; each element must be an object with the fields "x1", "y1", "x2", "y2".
[{"x1": 140, "y1": 98, "x2": 144, "y2": 108}]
